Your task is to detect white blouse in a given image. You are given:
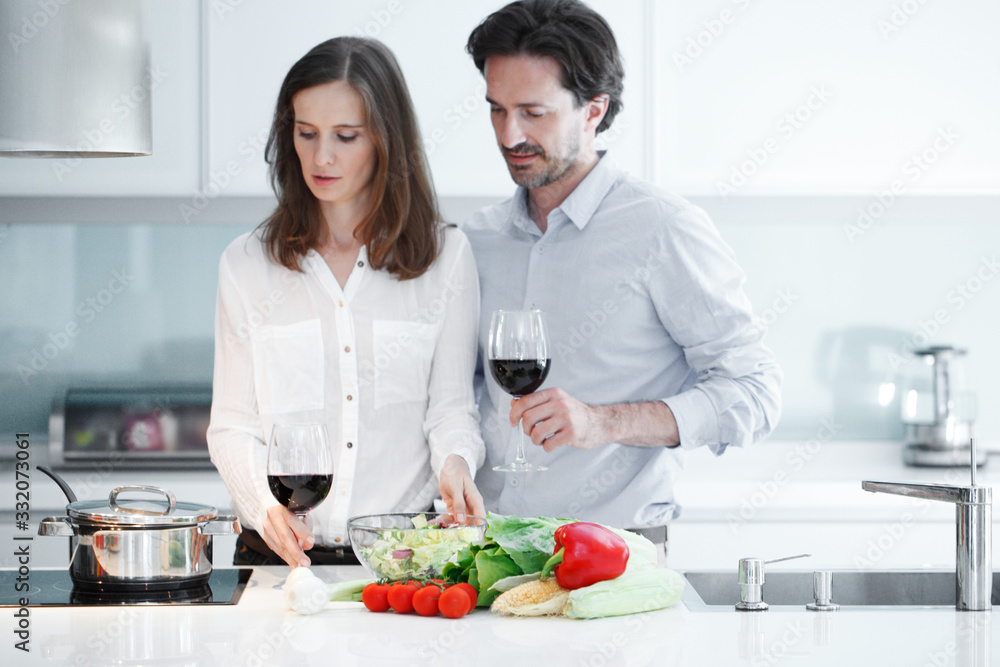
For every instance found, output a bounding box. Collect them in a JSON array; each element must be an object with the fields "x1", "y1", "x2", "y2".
[{"x1": 207, "y1": 225, "x2": 485, "y2": 546}]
